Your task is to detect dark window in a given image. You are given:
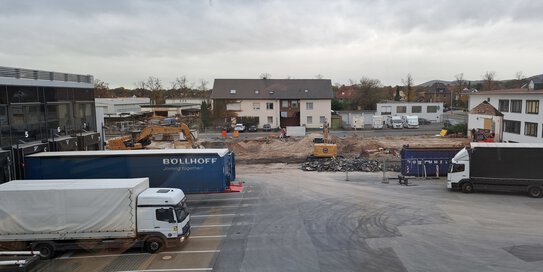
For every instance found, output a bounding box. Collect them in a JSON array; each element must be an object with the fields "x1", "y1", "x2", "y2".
[
  {"x1": 427, "y1": 106, "x2": 438, "y2": 113},
  {"x1": 511, "y1": 100, "x2": 522, "y2": 113},
  {"x1": 526, "y1": 100, "x2": 539, "y2": 114},
  {"x1": 0, "y1": 86, "x2": 7, "y2": 104},
  {"x1": 381, "y1": 106, "x2": 391, "y2": 115},
  {"x1": 47, "y1": 103, "x2": 73, "y2": 133},
  {"x1": 266, "y1": 103, "x2": 274, "y2": 110},
  {"x1": 155, "y1": 208, "x2": 175, "y2": 222},
  {"x1": 44, "y1": 87, "x2": 72, "y2": 102},
  {"x1": 9, "y1": 104, "x2": 46, "y2": 141},
  {"x1": 74, "y1": 102, "x2": 95, "y2": 130},
  {"x1": 7, "y1": 86, "x2": 39, "y2": 103},
  {"x1": 411, "y1": 106, "x2": 421, "y2": 113},
  {"x1": 525, "y1": 122, "x2": 538, "y2": 137},
  {"x1": 498, "y1": 100, "x2": 509, "y2": 112},
  {"x1": 0, "y1": 105, "x2": 7, "y2": 126},
  {"x1": 73, "y1": 88, "x2": 94, "y2": 101},
  {"x1": 503, "y1": 120, "x2": 521, "y2": 134},
  {"x1": 397, "y1": 106, "x2": 406, "y2": 113}
]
